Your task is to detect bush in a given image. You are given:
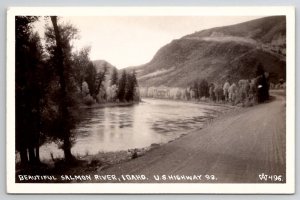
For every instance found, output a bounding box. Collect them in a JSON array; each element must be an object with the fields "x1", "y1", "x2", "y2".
[{"x1": 83, "y1": 94, "x2": 95, "y2": 106}]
